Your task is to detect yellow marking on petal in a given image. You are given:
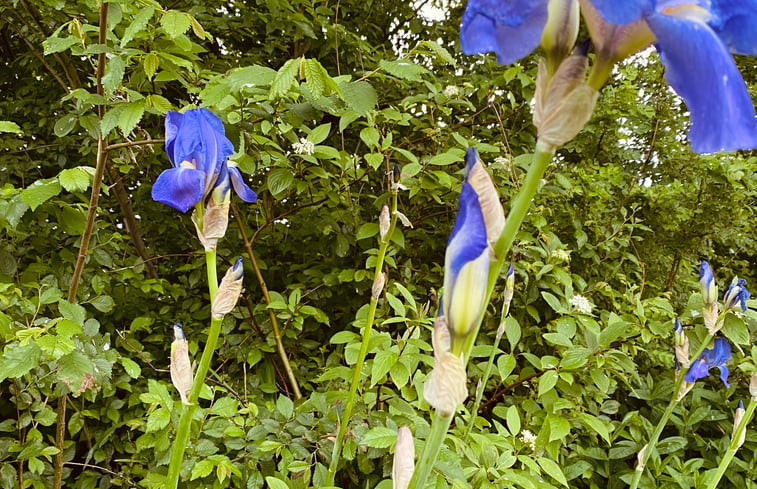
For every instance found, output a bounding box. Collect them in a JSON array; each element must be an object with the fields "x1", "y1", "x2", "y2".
[
  {"x1": 180, "y1": 160, "x2": 197, "y2": 169},
  {"x1": 661, "y1": 4, "x2": 711, "y2": 23}
]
